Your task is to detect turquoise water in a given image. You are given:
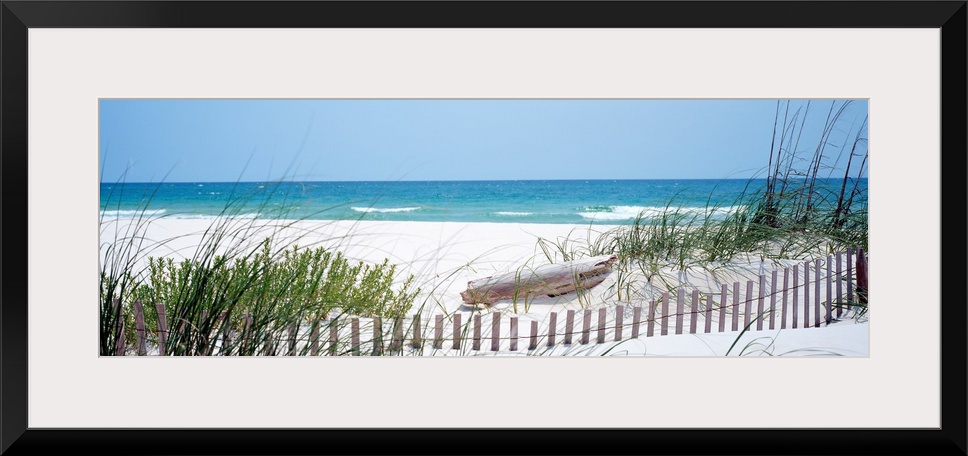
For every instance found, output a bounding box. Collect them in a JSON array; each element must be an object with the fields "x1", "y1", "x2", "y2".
[{"x1": 99, "y1": 179, "x2": 867, "y2": 225}]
